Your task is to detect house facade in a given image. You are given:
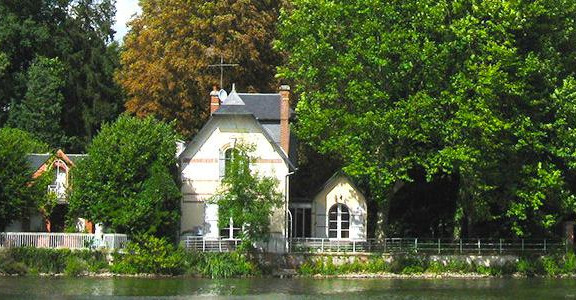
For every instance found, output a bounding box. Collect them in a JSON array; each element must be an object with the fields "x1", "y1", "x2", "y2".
[{"x1": 178, "y1": 85, "x2": 369, "y2": 244}]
